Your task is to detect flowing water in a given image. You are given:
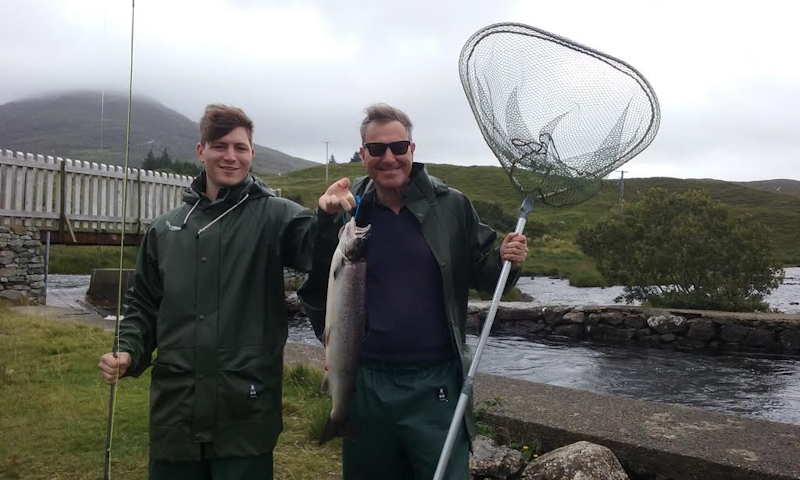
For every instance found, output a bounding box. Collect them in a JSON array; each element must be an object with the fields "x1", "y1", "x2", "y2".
[
  {"x1": 46, "y1": 272, "x2": 800, "y2": 426},
  {"x1": 514, "y1": 267, "x2": 800, "y2": 314},
  {"x1": 287, "y1": 319, "x2": 800, "y2": 426}
]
